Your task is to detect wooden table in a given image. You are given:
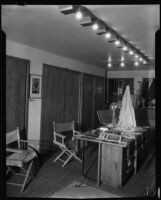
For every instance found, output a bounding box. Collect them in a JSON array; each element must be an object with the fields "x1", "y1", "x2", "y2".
[
  {"x1": 73, "y1": 133, "x2": 127, "y2": 187},
  {"x1": 73, "y1": 127, "x2": 153, "y2": 188}
]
